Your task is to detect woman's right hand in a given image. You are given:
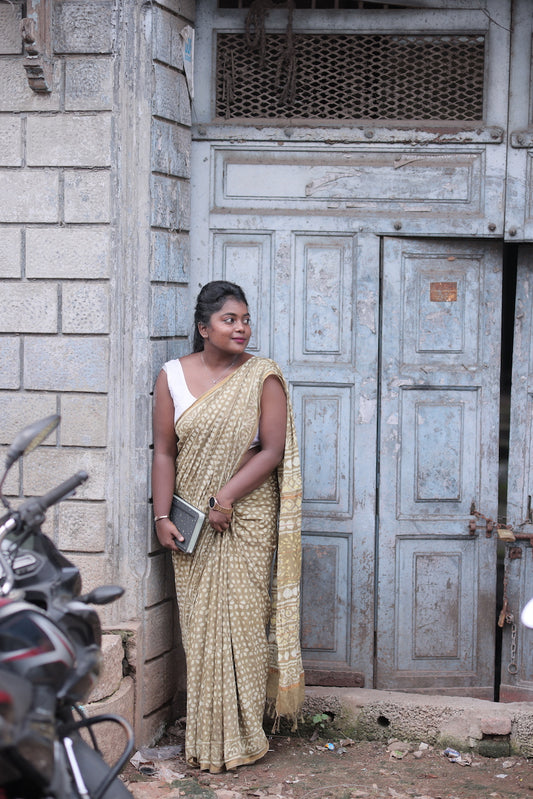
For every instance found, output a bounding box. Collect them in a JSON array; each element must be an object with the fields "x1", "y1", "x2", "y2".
[{"x1": 155, "y1": 518, "x2": 185, "y2": 550}]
